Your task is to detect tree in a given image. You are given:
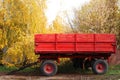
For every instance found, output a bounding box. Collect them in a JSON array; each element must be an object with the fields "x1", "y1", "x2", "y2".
[
  {"x1": 74, "y1": 0, "x2": 120, "y2": 46},
  {"x1": 47, "y1": 15, "x2": 67, "y2": 33},
  {"x1": 0, "y1": 0, "x2": 47, "y2": 67},
  {"x1": 116, "y1": 0, "x2": 120, "y2": 47}
]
